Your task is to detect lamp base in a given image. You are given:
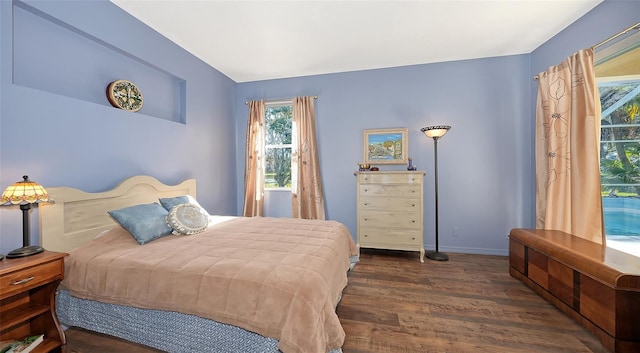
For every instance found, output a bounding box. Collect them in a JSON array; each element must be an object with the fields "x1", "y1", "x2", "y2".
[
  {"x1": 426, "y1": 250, "x2": 449, "y2": 261},
  {"x1": 6, "y1": 245, "x2": 44, "y2": 259}
]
